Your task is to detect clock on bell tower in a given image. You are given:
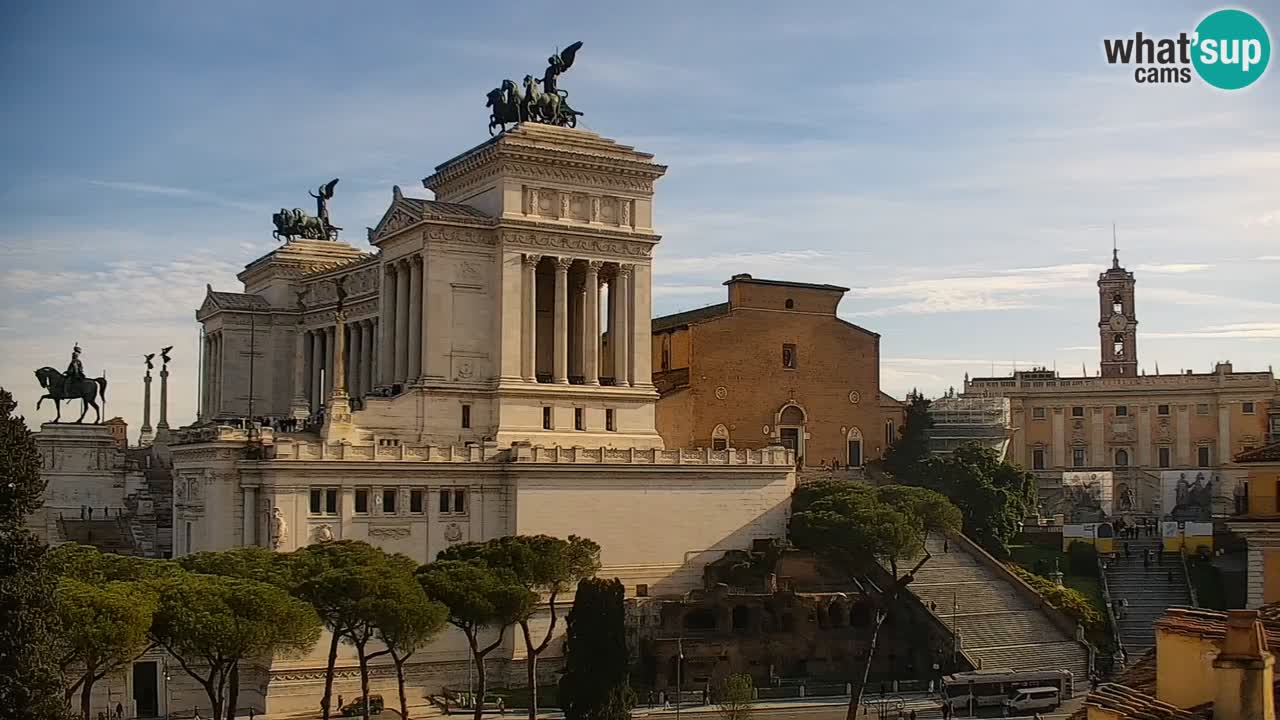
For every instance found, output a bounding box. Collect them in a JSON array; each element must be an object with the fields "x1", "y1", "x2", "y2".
[{"x1": 1098, "y1": 247, "x2": 1137, "y2": 377}]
